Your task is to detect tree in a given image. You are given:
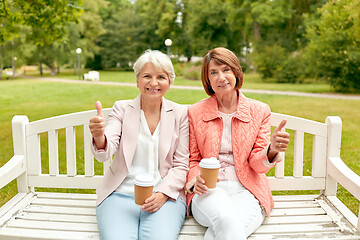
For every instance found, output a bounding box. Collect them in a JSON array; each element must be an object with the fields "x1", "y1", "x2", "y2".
[
  {"x1": 182, "y1": 0, "x2": 233, "y2": 56},
  {"x1": 1, "y1": 0, "x2": 84, "y2": 78},
  {"x1": 1, "y1": 0, "x2": 83, "y2": 45},
  {"x1": 304, "y1": 0, "x2": 360, "y2": 92},
  {"x1": 98, "y1": 0, "x2": 147, "y2": 69},
  {"x1": 134, "y1": 0, "x2": 179, "y2": 52}
]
